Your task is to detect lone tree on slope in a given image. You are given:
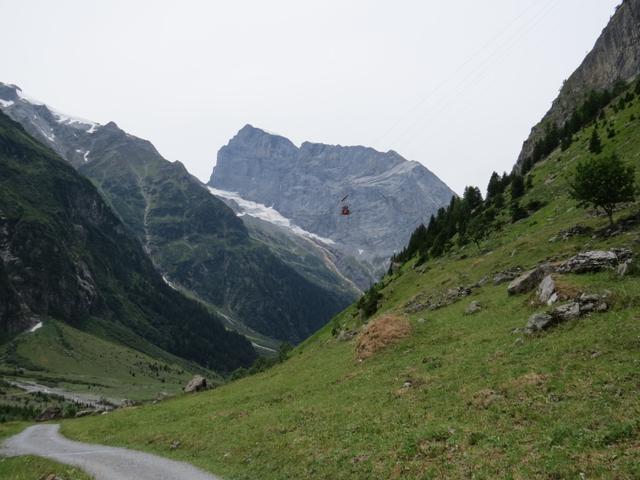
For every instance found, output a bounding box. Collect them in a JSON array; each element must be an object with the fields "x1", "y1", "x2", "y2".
[
  {"x1": 588, "y1": 128, "x2": 602, "y2": 154},
  {"x1": 569, "y1": 153, "x2": 636, "y2": 226}
]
